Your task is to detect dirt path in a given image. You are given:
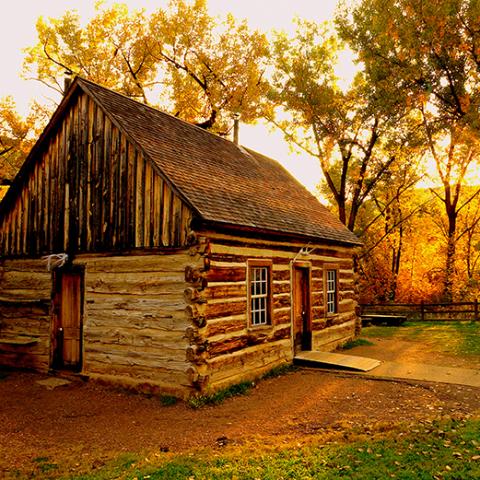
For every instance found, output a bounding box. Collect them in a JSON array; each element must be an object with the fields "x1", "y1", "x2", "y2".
[{"x1": 1, "y1": 338, "x2": 479, "y2": 478}]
